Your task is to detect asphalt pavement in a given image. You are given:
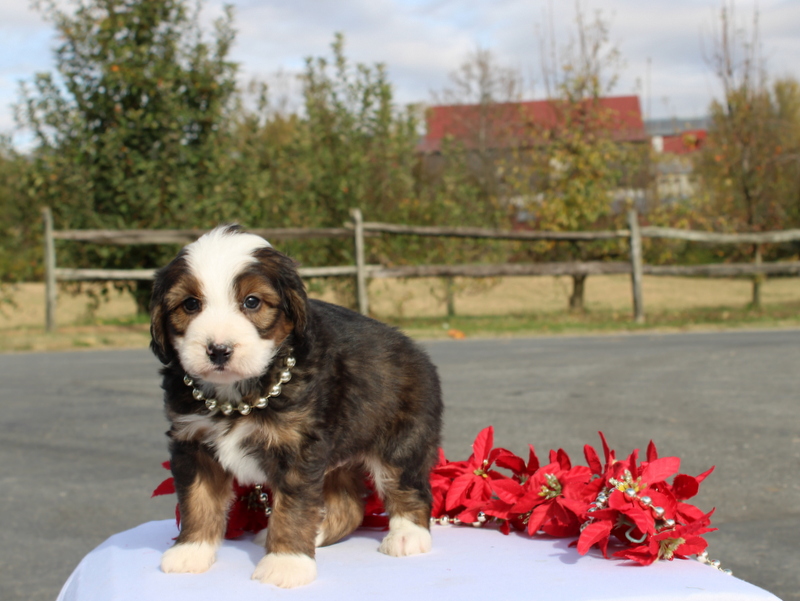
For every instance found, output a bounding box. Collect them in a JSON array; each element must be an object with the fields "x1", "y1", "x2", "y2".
[{"x1": 1, "y1": 329, "x2": 797, "y2": 600}]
